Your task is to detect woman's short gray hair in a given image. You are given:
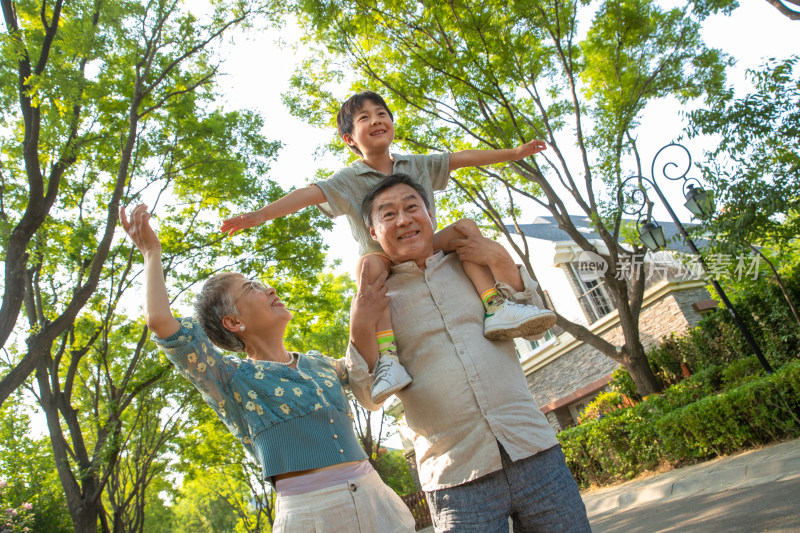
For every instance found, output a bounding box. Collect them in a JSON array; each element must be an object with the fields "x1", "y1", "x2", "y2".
[{"x1": 194, "y1": 272, "x2": 245, "y2": 352}]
